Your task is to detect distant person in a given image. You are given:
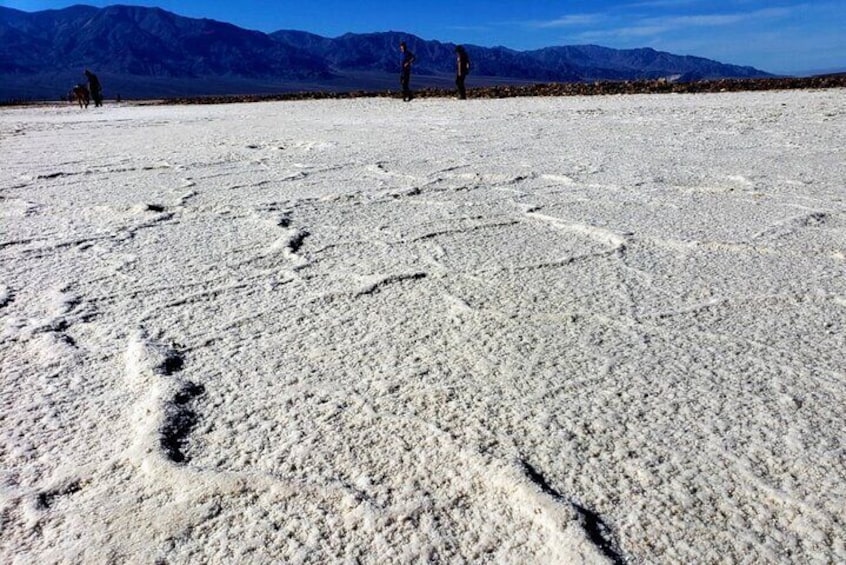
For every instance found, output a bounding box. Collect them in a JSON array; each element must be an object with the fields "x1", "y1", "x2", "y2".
[
  {"x1": 85, "y1": 69, "x2": 103, "y2": 107},
  {"x1": 455, "y1": 45, "x2": 471, "y2": 100},
  {"x1": 399, "y1": 42, "x2": 416, "y2": 102}
]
